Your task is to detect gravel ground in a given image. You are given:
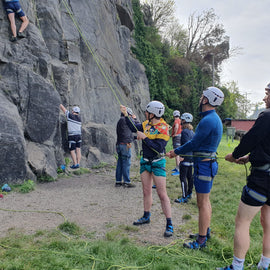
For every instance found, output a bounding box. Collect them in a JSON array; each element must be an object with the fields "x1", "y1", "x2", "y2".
[{"x1": 0, "y1": 166, "x2": 189, "y2": 245}]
